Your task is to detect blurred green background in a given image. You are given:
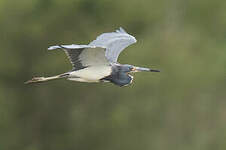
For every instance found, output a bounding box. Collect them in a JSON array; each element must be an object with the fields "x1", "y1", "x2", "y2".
[{"x1": 1, "y1": 0, "x2": 226, "y2": 150}]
